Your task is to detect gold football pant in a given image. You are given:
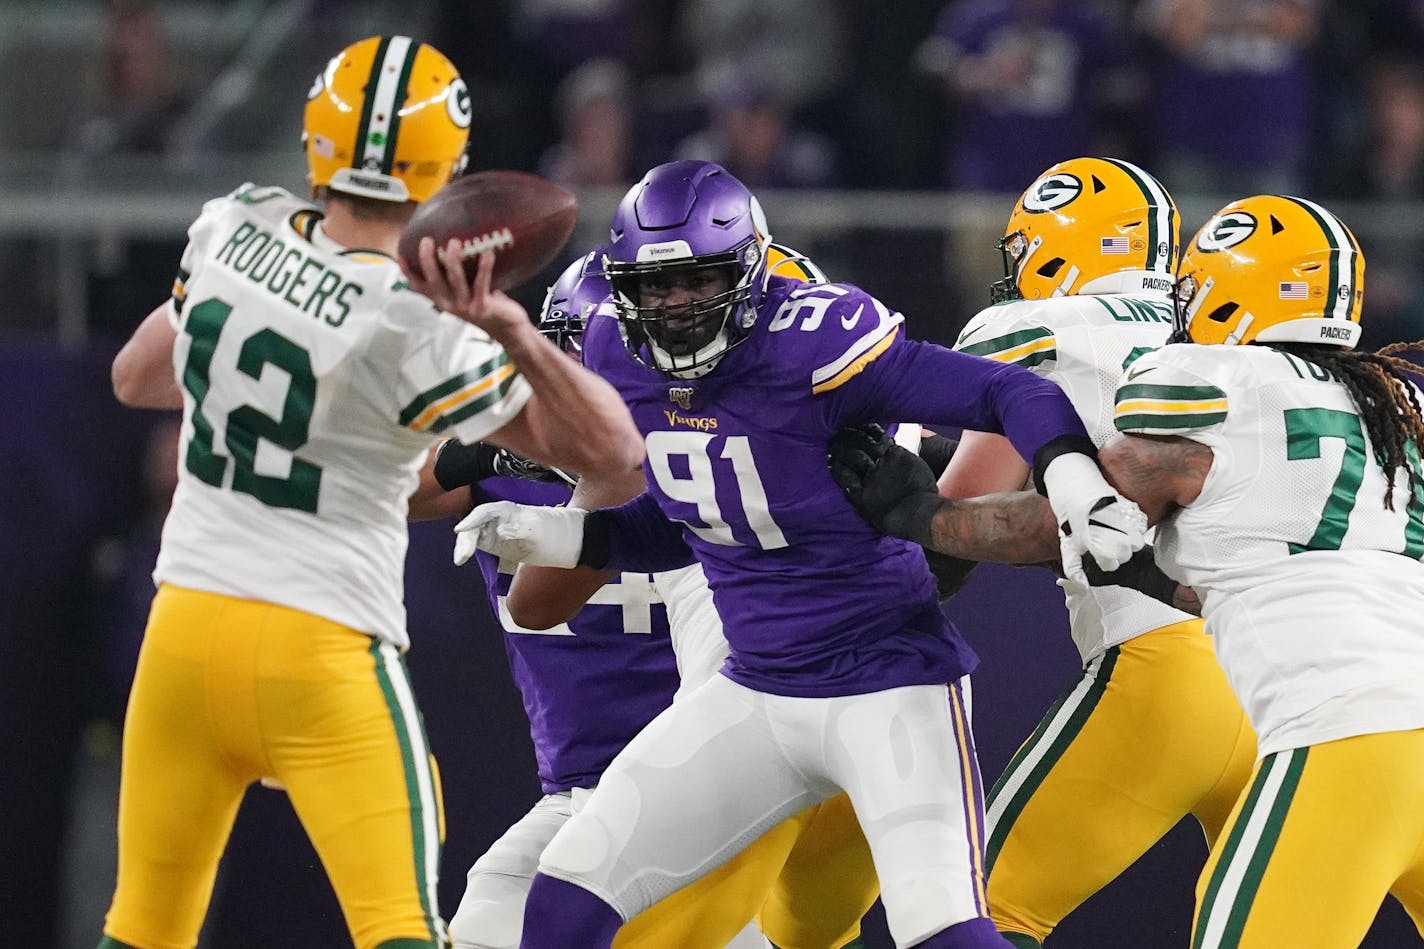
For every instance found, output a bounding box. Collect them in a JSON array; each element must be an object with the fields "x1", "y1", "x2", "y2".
[
  {"x1": 986, "y1": 620, "x2": 1257, "y2": 943},
  {"x1": 101, "y1": 584, "x2": 443, "y2": 949},
  {"x1": 1193, "y1": 728, "x2": 1424, "y2": 948},
  {"x1": 614, "y1": 790, "x2": 877, "y2": 949}
]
